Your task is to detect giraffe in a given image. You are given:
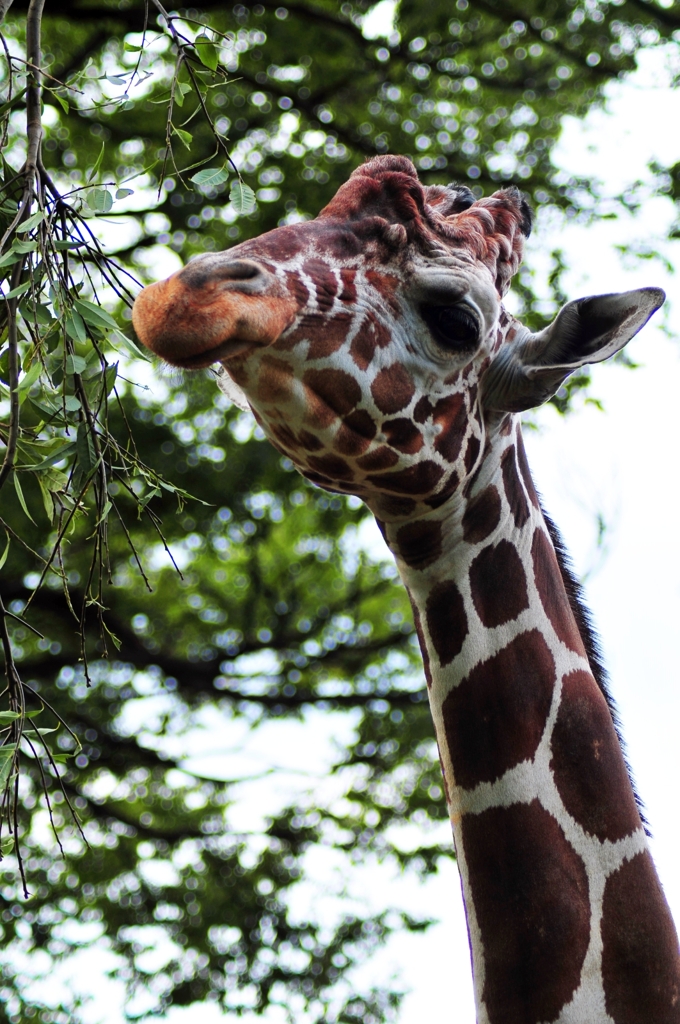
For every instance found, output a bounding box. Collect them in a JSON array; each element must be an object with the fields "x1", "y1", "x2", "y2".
[{"x1": 131, "y1": 155, "x2": 680, "y2": 1023}]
